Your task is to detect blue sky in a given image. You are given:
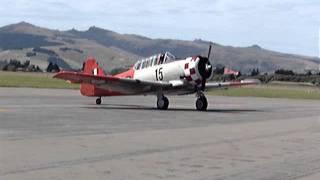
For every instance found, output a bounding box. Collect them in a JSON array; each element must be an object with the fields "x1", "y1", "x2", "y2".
[{"x1": 0, "y1": 0, "x2": 320, "y2": 57}]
